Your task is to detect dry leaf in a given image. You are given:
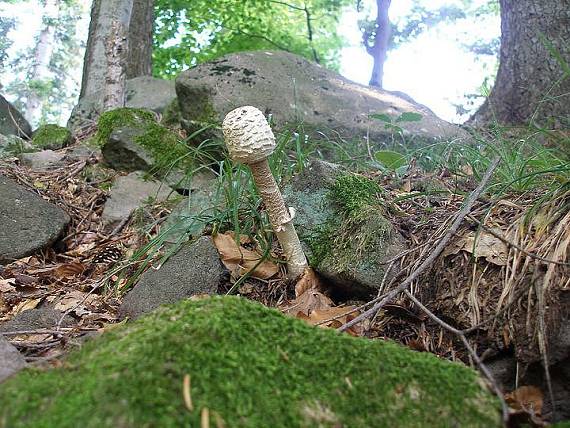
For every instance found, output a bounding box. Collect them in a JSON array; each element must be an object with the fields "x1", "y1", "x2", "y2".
[
  {"x1": 54, "y1": 290, "x2": 98, "y2": 316},
  {"x1": 54, "y1": 262, "x2": 86, "y2": 279},
  {"x1": 506, "y1": 385, "x2": 543, "y2": 416},
  {"x1": 443, "y1": 229, "x2": 508, "y2": 266},
  {"x1": 11, "y1": 298, "x2": 42, "y2": 315},
  {"x1": 0, "y1": 278, "x2": 16, "y2": 292},
  {"x1": 294, "y1": 267, "x2": 322, "y2": 297},
  {"x1": 65, "y1": 242, "x2": 97, "y2": 256},
  {"x1": 213, "y1": 232, "x2": 278, "y2": 280}
]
